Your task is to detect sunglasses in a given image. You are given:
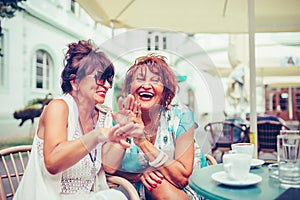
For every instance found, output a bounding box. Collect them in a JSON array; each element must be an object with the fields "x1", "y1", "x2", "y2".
[{"x1": 94, "y1": 71, "x2": 114, "y2": 88}]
